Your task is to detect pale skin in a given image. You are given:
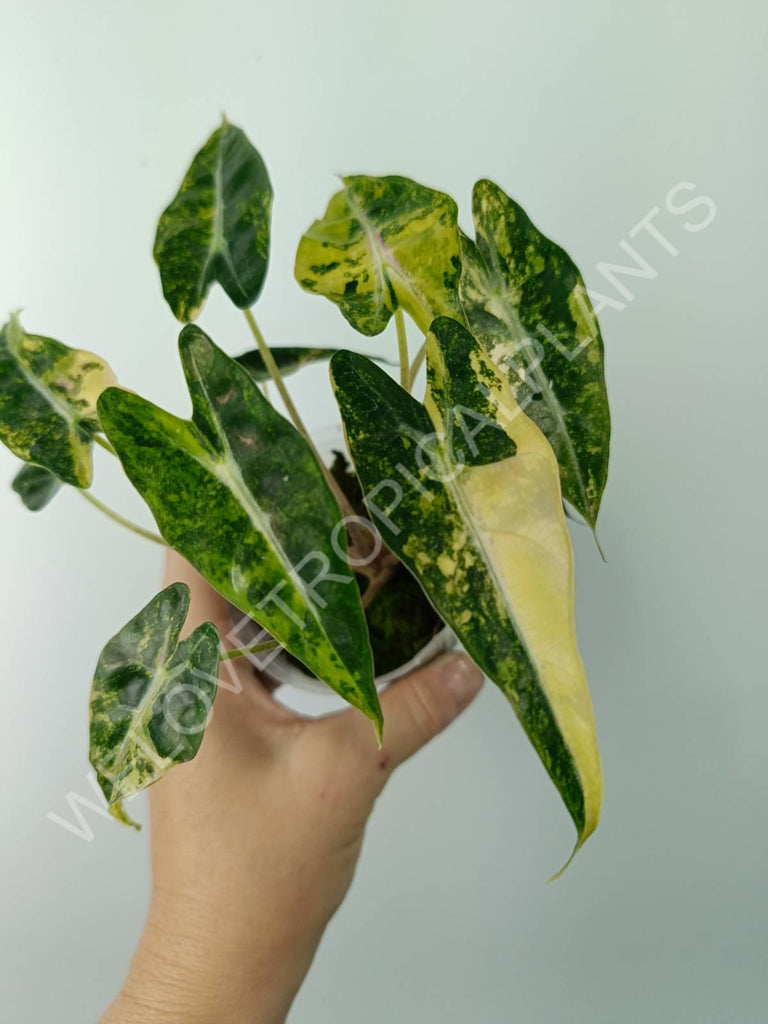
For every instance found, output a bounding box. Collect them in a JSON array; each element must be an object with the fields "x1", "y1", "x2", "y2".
[{"x1": 103, "y1": 552, "x2": 484, "y2": 1023}]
